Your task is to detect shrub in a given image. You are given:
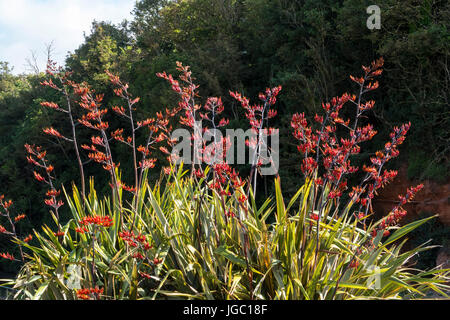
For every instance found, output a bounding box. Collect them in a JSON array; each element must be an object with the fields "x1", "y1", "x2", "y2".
[{"x1": 1, "y1": 59, "x2": 449, "y2": 300}]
